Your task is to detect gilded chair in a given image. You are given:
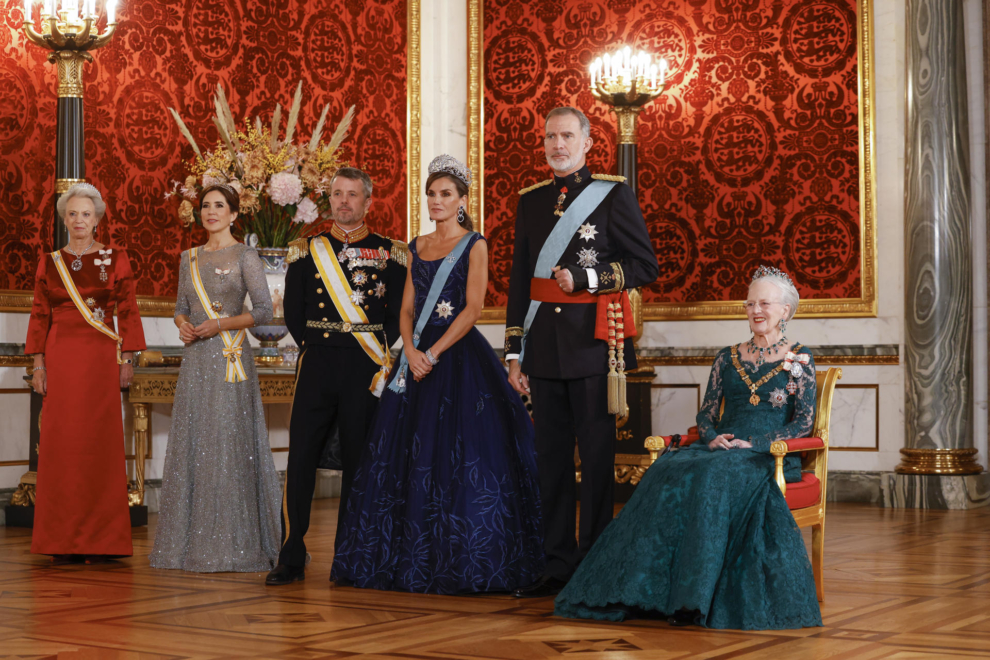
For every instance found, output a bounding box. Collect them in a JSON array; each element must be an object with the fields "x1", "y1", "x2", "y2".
[{"x1": 644, "y1": 367, "x2": 841, "y2": 602}]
